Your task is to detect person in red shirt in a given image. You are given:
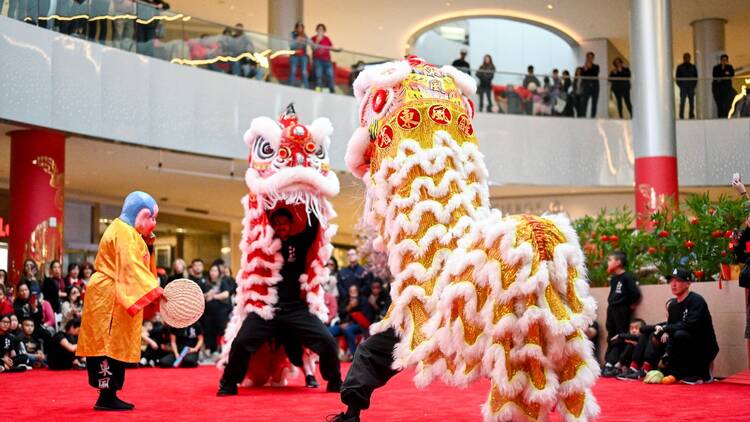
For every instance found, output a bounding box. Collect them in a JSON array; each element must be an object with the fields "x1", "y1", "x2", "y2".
[
  {"x1": 311, "y1": 23, "x2": 337, "y2": 93},
  {"x1": 0, "y1": 287, "x2": 13, "y2": 315}
]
